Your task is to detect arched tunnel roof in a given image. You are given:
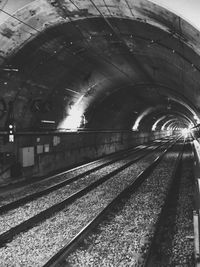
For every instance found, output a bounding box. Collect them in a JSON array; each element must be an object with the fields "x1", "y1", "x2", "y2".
[{"x1": 0, "y1": 0, "x2": 200, "y2": 131}]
